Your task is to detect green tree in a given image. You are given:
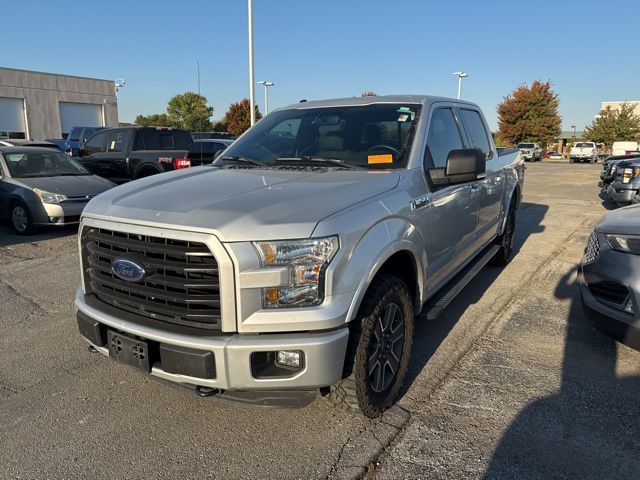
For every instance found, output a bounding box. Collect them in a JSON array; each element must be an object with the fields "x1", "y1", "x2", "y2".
[
  {"x1": 497, "y1": 80, "x2": 562, "y2": 146},
  {"x1": 166, "y1": 92, "x2": 214, "y2": 131},
  {"x1": 134, "y1": 113, "x2": 171, "y2": 127},
  {"x1": 212, "y1": 116, "x2": 228, "y2": 132},
  {"x1": 584, "y1": 103, "x2": 640, "y2": 147},
  {"x1": 225, "y1": 99, "x2": 262, "y2": 136}
]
